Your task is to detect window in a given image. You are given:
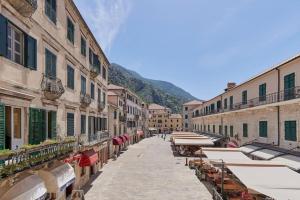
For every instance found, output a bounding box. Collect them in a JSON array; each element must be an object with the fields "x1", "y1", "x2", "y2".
[
  {"x1": 7, "y1": 24, "x2": 23, "y2": 65},
  {"x1": 67, "y1": 65, "x2": 74, "y2": 89},
  {"x1": 81, "y1": 115, "x2": 86, "y2": 134},
  {"x1": 224, "y1": 125, "x2": 228, "y2": 137},
  {"x1": 185, "y1": 107, "x2": 188, "y2": 111},
  {"x1": 67, "y1": 17, "x2": 75, "y2": 44},
  {"x1": 224, "y1": 98, "x2": 227, "y2": 109},
  {"x1": 213, "y1": 125, "x2": 215, "y2": 133},
  {"x1": 185, "y1": 115, "x2": 188, "y2": 119},
  {"x1": 219, "y1": 125, "x2": 222, "y2": 135},
  {"x1": 114, "y1": 111, "x2": 117, "y2": 119},
  {"x1": 81, "y1": 36, "x2": 86, "y2": 56},
  {"x1": 259, "y1": 83, "x2": 266, "y2": 101},
  {"x1": 102, "y1": 66, "x2": 107, "y2": 80},
  {"x1": 243, "y1": 123, "x2": 248, "y2": 137},
  {"x1": 285, "y1": 121, "x2": 296, "y2": 141},
  {"x1": 217, "y1": 100, "x2": 221, "y2": 111},
  {"x1": 45, "y1": 0, "x2": 56, "y2": 24},
  {"x1": 229, "y1": 96, "x2": 233, "y2": 109},
  {"x1": 81, "y1": 76, "x2": 86, "y2": 94},
  {"x1": 98, "y1": 88, "x2": 101, "y2": 103},
  {"x1": 91, "y1": 82, "x2": 95, "y2": 99},
  {"x1": 102, "y1": 91, "x2": 106, "y2": 105},
  {"x1": 45, "y1": 49, "x2": 57, "y2": 79},
  {"x1": 242, "y1": 91, "x2": 247, "y2": 105},
  {"x1": 185, "y1": 123, "x2": 188, "y2": 128},
  {"x1": 259, "y1": 121, "x2": 268, "y2": 137},
  {"x1": 230, "y1": 125, "x2": 233, "y2": 137},
  {"x1": 208, "y1": 125, "x2": 210, "y2": 132},
  {"x1": 67, "y1": 113, "x2": 74, "y2": 136},
  {"x1": 284, "y1": 73, "x2": 295, "y2": 100}
]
